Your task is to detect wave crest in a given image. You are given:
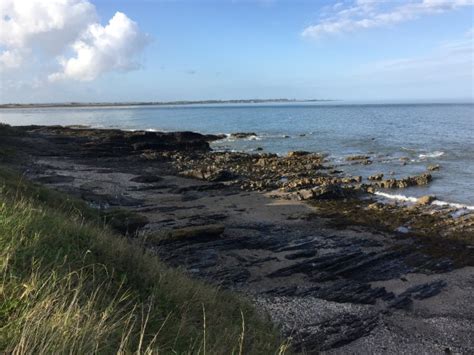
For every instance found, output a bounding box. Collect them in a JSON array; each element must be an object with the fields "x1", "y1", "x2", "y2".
[
  {"x1": 419, "y1": 151, "x2": 444, "y2": 159},
  {"x1": 374, "y1": 191, "x2": 474, "y2": 211}
]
